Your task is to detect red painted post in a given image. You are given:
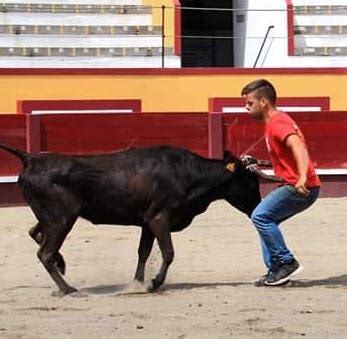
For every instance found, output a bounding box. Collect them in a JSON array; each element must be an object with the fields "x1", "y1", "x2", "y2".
[
  {"x1": 173, "y1": 0, "x2": 182, "y2": 56},
  {"x1": 286, "y1": 0, "x2": 295, "y2": 56},
  {"x1": 26, "y1": 114, "x2": 41, "y2": 153},
  {"x1": 208, "y1": 112, "x2": 223, "y2": 159}
]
